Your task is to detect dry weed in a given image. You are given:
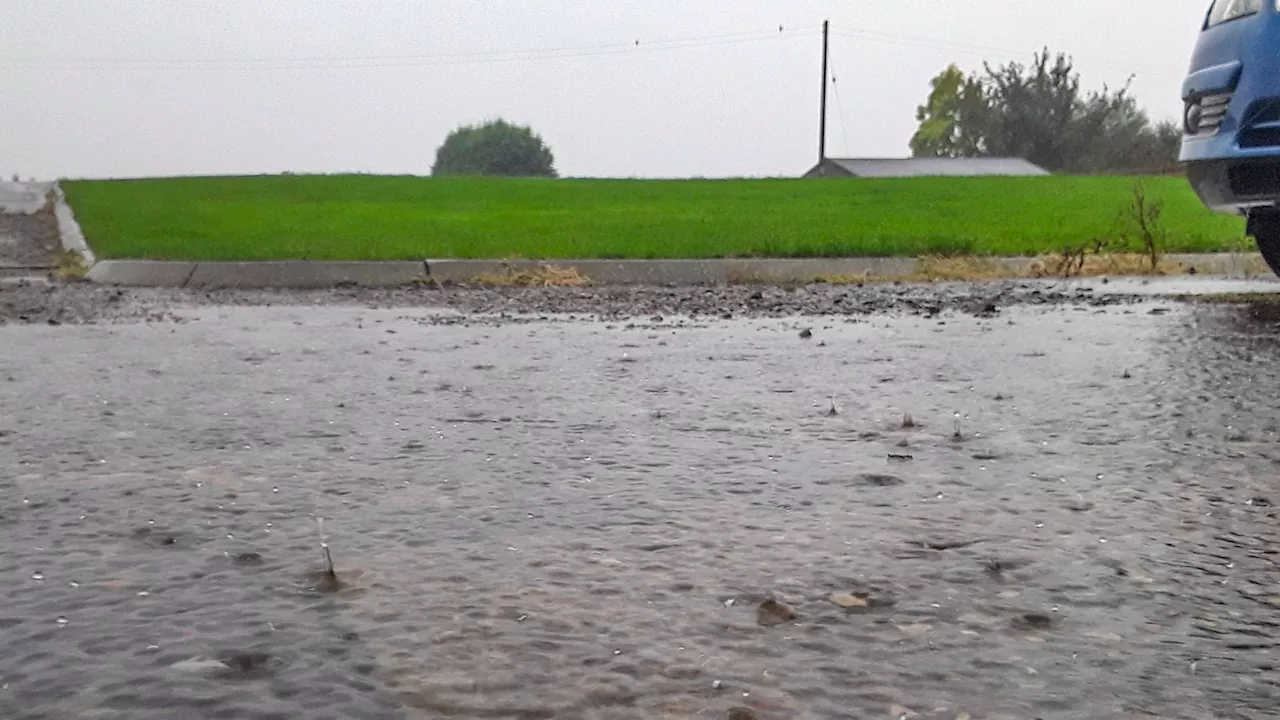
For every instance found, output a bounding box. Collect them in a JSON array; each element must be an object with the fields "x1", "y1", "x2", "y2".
[
  {"x1": 51, "y1": 249, "x2": 89, "y2": 280},
  {"x1": 470, "y1": 262, "x2": 591, "y2": 287}
]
